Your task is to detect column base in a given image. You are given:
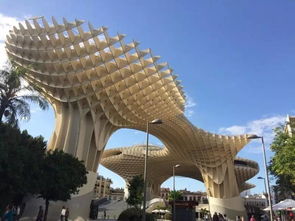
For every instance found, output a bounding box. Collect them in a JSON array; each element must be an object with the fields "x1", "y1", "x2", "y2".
[
  {"x1": 208, "y1": 196, "x2": 247, "y2": 221},
  {"x1": 21, "y1": 171, "x2": 97, "y2": 221}
]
